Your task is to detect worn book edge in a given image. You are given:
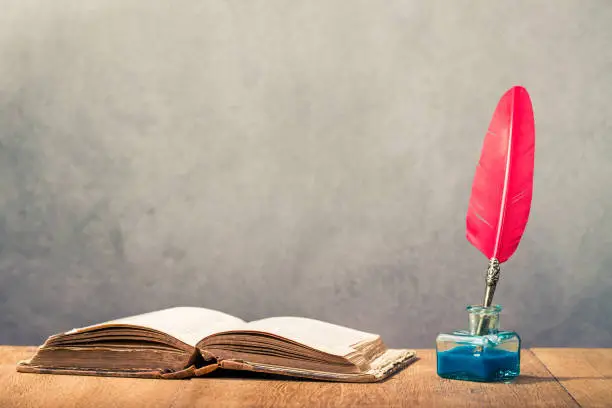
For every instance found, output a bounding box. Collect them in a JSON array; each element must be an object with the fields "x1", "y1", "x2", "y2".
[
  {"x1": 16, "y1": 349, "x2": 416, "y2": 382},
  {"x1": 15, "y1": 360, "x2": 219, "y2": 379},
  {"x1": 218, "y1": 348, "x2": 417, "y2": 382}
]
